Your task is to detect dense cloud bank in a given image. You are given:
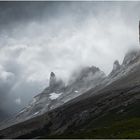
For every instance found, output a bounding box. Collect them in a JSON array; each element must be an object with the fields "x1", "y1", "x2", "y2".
[{"x1": 0, "y1": 1, "x2": 139, "y2": 115}]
